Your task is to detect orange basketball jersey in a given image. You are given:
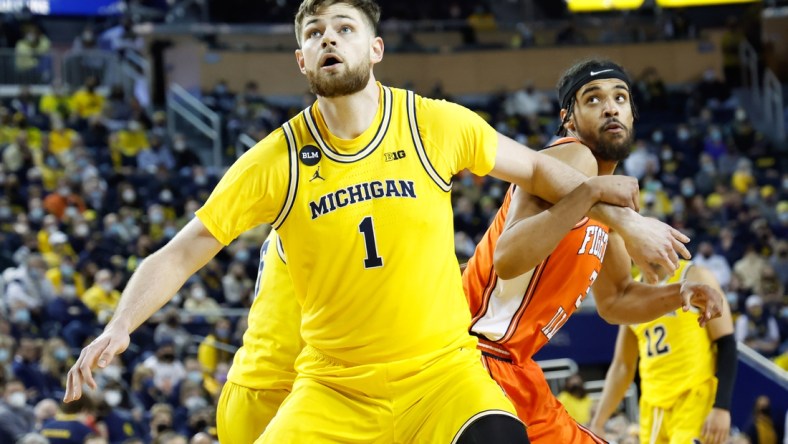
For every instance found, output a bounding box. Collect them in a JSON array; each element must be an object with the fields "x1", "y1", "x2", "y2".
[{"x1": 463, "y1": 139, "x2": 610, "y2": 364}]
